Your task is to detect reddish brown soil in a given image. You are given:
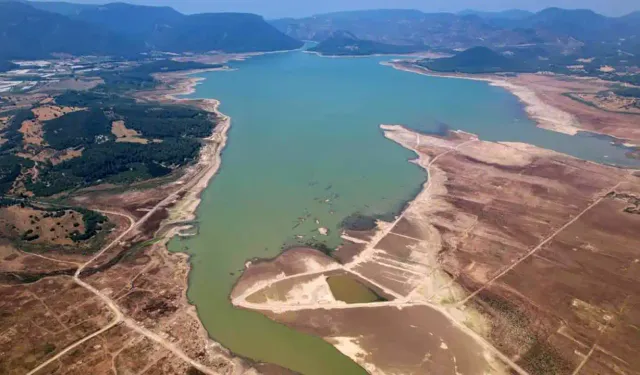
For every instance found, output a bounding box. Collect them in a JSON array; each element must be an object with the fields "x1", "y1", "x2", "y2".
[
  {"x1": 386, "y1": 130, "x2": 637, "y2": 374},
  {"x1": 0, "y1": 277, "x2": 114, "y2": 374},
  {"x1": 271, "y1": 305, "x2": 498, "y2": 375},
  {"x1": 332, "y1": 241, "x2": 366, "y2": 263}
]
